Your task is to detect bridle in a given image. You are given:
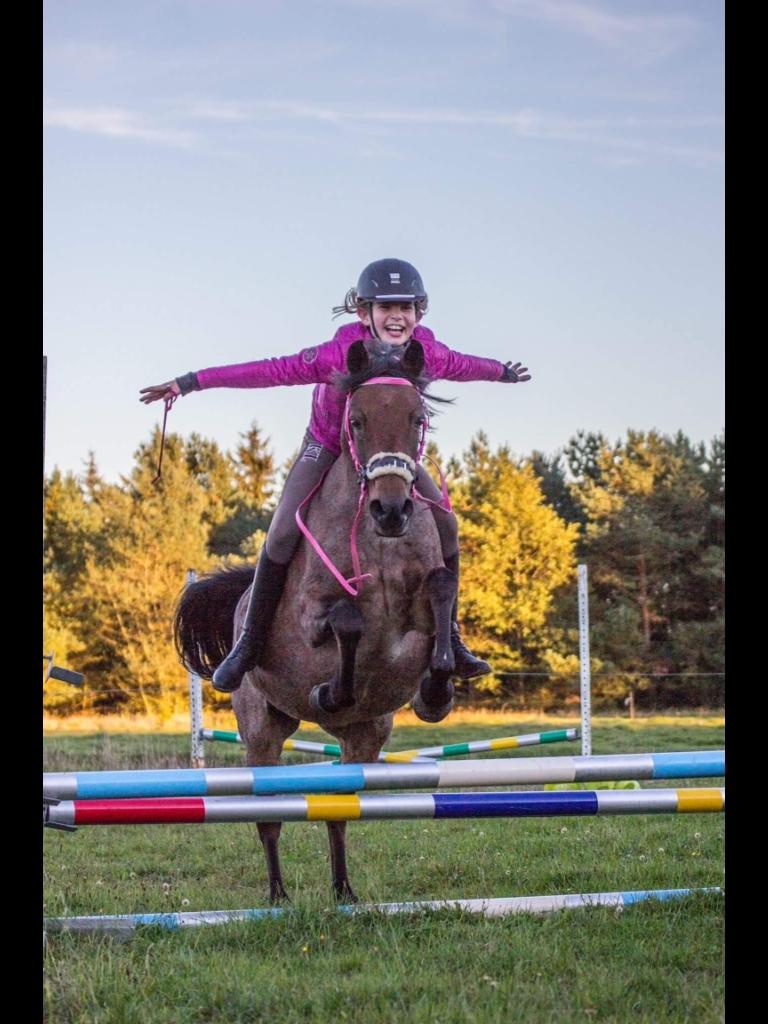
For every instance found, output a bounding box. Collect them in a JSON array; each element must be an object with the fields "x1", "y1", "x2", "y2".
[
  {"x1": 344, "y1": 376, "x2": 424, "y2": 488},
  {"x1": 295, "y1": 376, "x2": 451, "y2": 596}
]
